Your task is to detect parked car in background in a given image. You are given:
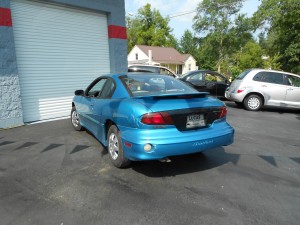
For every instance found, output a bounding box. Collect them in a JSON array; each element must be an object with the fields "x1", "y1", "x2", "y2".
[
  {"x1": 179, "y1": 70, "x2": 230, "y2": 98},
  {"x1": 225, "y1": 69, "x2": 300, "y2": 111},
  {"x1": 71, "y1": 73, "x2": 234, "y2": 168},
  {"x1": 128, "y1": 64, "x2": 178, "y2": 78}
]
